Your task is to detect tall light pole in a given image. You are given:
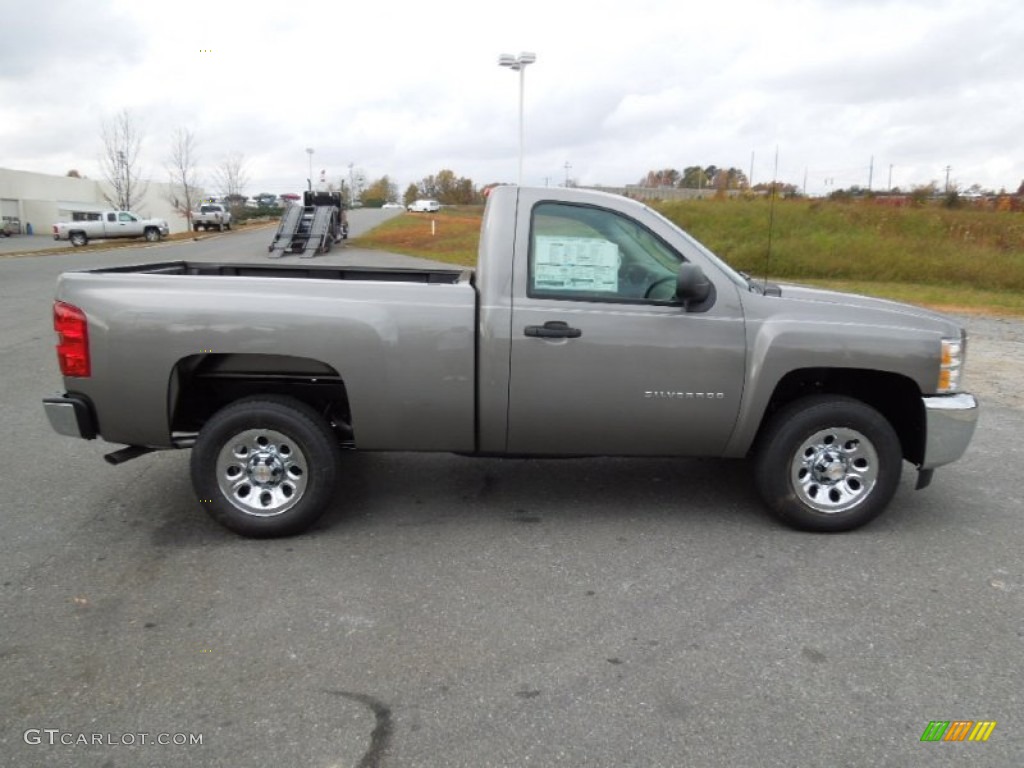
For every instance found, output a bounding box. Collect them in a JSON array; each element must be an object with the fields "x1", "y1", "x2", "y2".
[
  {"x1": 305, "y1": 148, "x2": 314, "y2": 192},
  {"x1": 498, "y1": 51, "x2": 536, "y2": 187}
]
